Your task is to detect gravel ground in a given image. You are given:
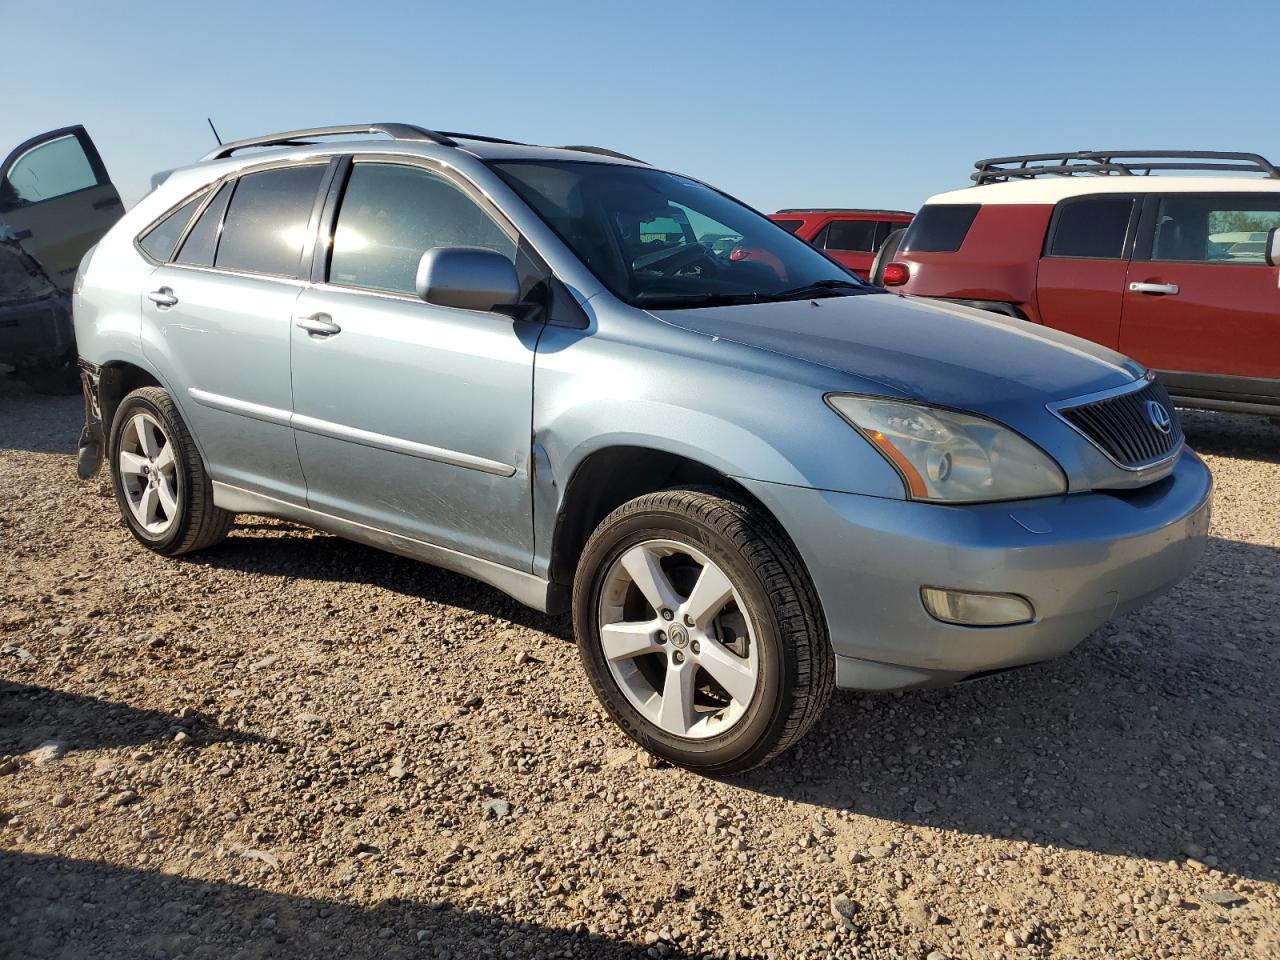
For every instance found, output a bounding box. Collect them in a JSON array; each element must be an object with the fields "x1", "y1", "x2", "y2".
[{"x1": 1, "y1": 374, "x2": 1276, "y2": 960}]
